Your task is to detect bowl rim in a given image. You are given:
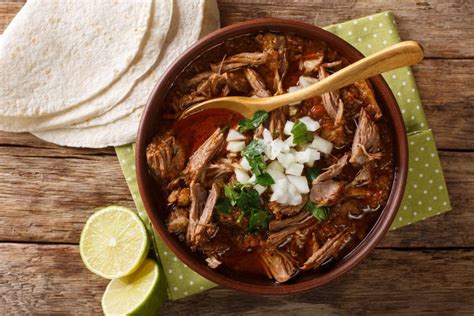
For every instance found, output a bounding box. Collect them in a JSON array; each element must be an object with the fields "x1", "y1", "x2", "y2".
[{"x1": 136, "y1": 18, "x2": 408, "y2": 295}]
